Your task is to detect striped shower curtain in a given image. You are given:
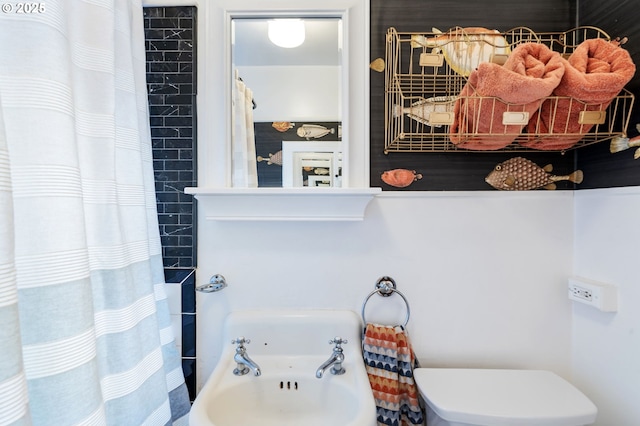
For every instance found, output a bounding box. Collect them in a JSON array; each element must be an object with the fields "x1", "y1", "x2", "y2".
[{"x1": 0, "y1": 1, "x2": 190, "y2": 424}]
